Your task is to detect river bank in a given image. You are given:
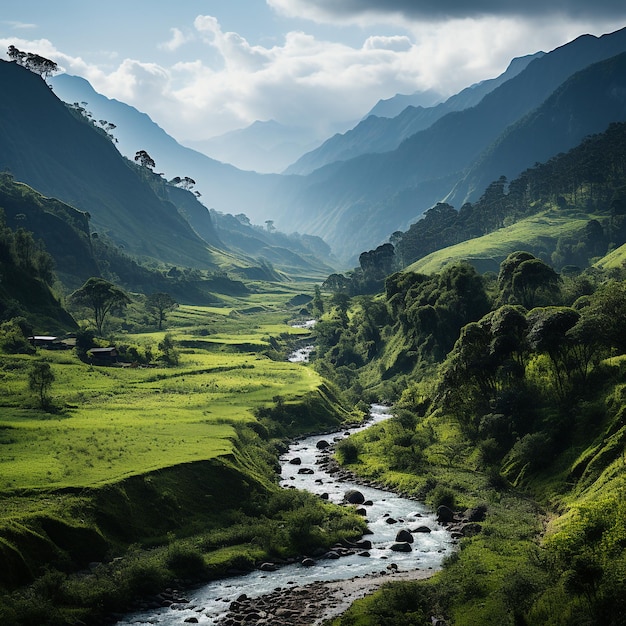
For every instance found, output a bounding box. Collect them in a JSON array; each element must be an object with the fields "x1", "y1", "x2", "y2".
[
  {"x1": 215, "y1": 568, "x2": 436, "y2": 626},
  {"x1": 114, "y1": 405, "x2": 452, "y2": 625}
]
